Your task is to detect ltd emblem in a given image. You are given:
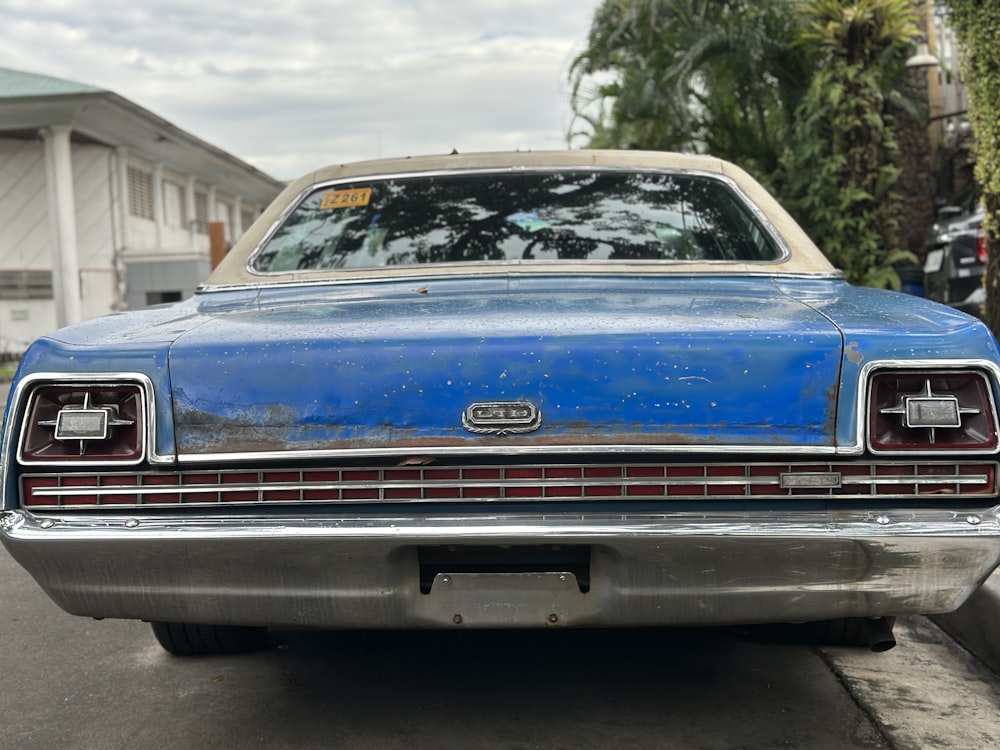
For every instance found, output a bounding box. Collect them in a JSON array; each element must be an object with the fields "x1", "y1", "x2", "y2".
[{"x1": 462, "y1": 401, "x2": 542, "y2": 435}]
